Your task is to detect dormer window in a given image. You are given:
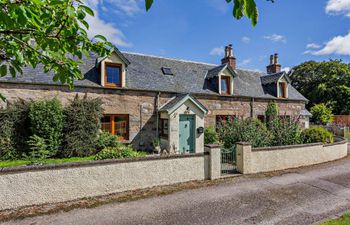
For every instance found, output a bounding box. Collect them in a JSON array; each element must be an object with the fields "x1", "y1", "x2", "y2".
[
  {"x1": 278, "y1": 82, "x2": 287, "y2": 98},
  {"x1": 105, "y1": 62, "x2": 122, "y2": 87},
  {"x1": 221, "y1": 76, "x2": 231, "y2": 95}
]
